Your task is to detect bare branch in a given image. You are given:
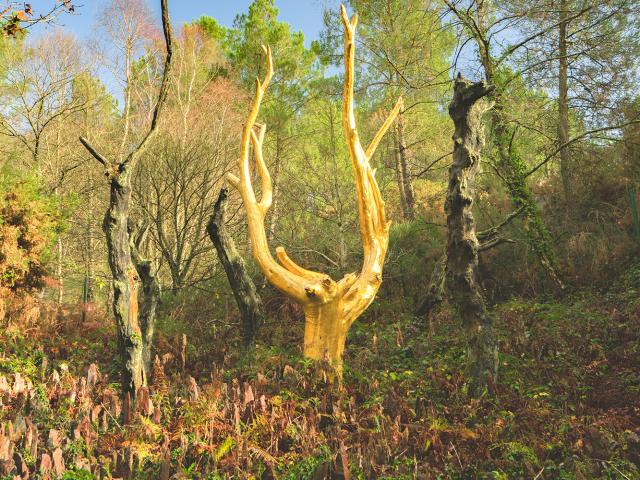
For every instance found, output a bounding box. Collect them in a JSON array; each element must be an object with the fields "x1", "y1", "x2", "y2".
[
  {"x1": 477, "y1": 205, "x2": 526, "y2": 241},
  {"x1": 525, "y1": 119, "x2": 640, "y2": 178},
  {"x1": 275, "y1": 247, "x2": 326, "y2": 282},
  {"x1": 366, "y1": 97, "x2": 403, "y2": 159},
  {"x1": 479, "y1": 237, "x2": 515, "y2": 251},
  {"x1": 79, "y1": 136, "x2": 109, "y2": 169},
  {"x1": 125, "y1": 0, "x2": 175, "y2": 168}
]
